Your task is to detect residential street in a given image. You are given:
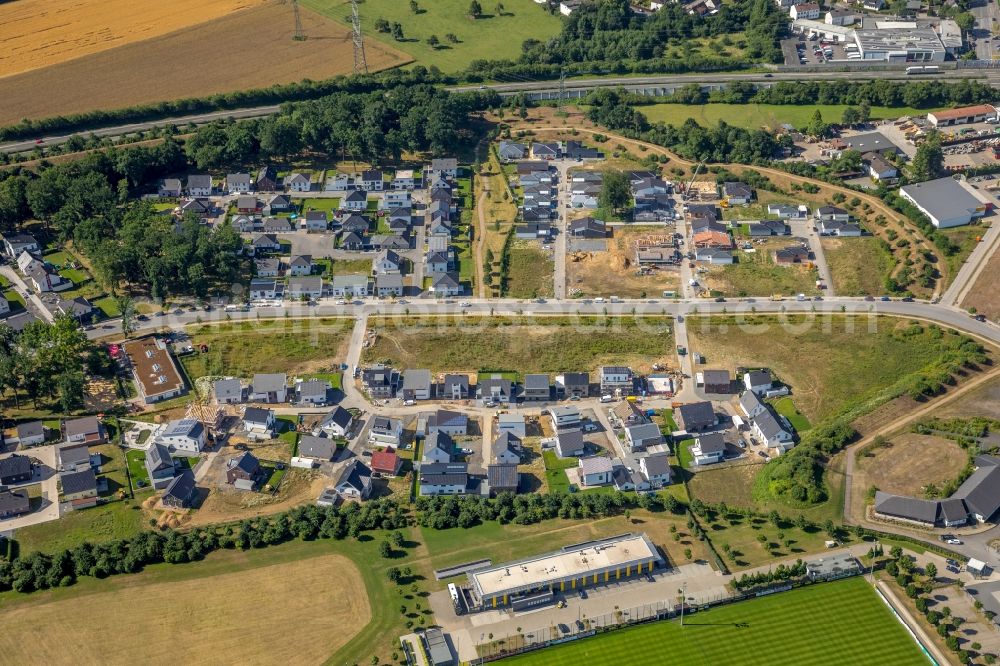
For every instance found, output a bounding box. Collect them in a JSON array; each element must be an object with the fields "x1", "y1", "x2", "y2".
[{"x1": 0, "y1": 265, "x2": 55, "y2": 323}]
